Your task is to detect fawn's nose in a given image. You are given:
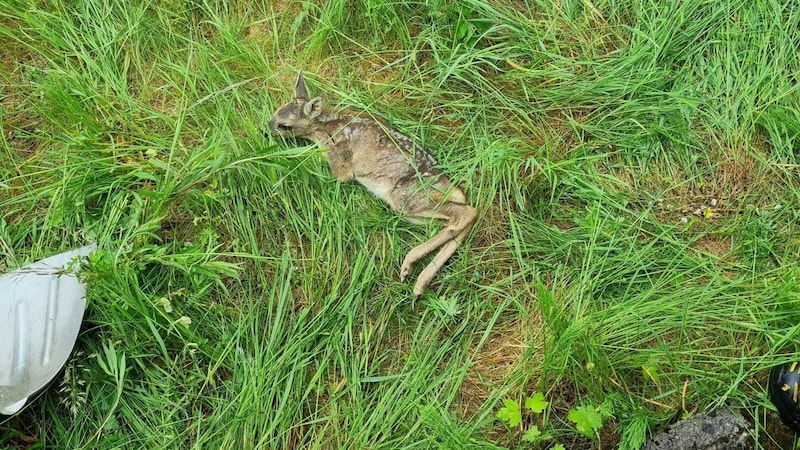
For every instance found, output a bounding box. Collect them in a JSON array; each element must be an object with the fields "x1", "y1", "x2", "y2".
[{"x1": 264, "y1": 118, "x2": 279, "y2": 138}]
